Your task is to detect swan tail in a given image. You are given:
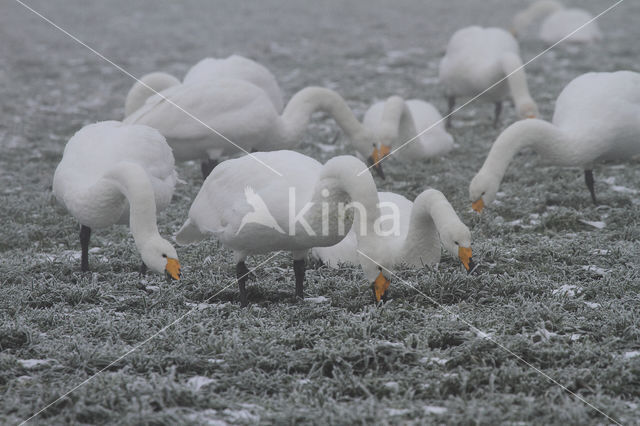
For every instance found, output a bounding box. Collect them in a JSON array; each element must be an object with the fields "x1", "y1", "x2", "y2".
[{"x1": 175, "y1": 218, "x2": 207, "y2": 245}]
